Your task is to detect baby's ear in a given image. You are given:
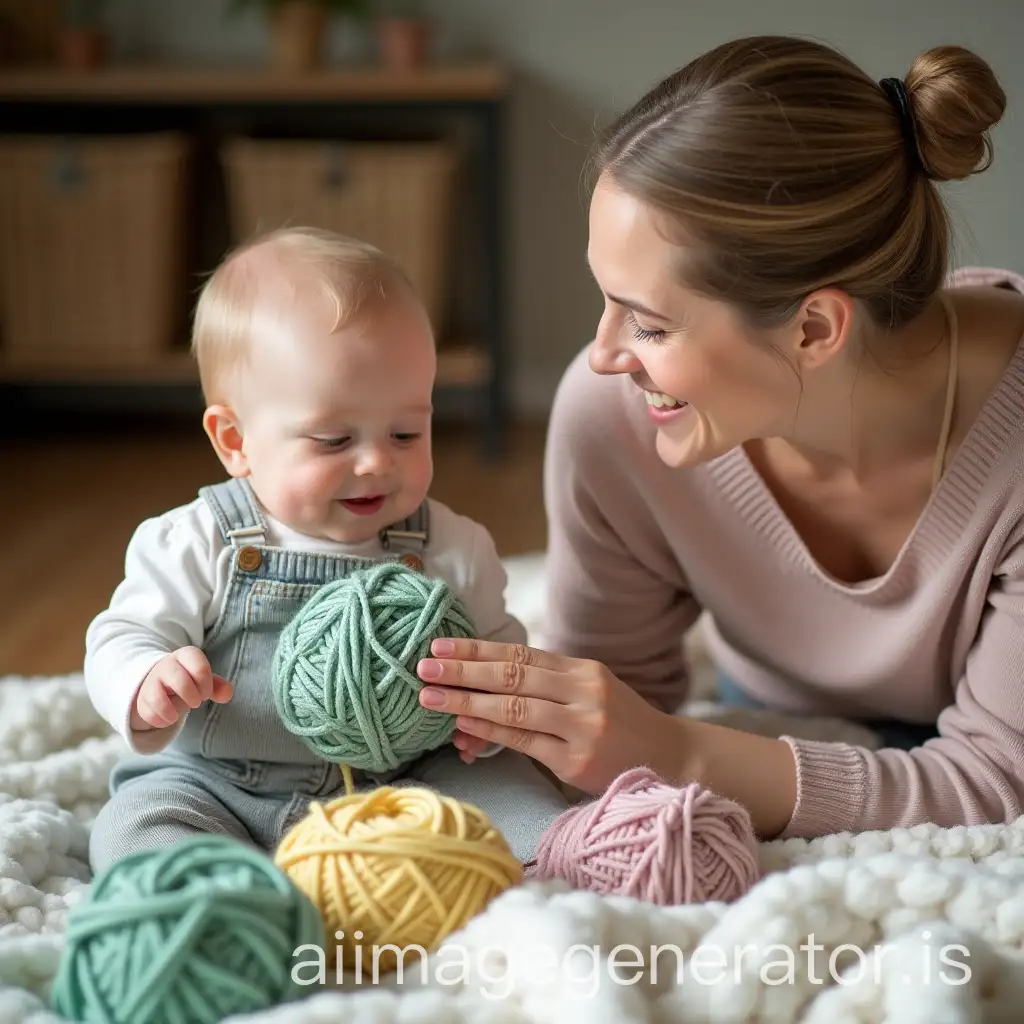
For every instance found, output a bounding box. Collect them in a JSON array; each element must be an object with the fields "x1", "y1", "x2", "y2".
[{"x1": 202, "y1": 405, "x2": 249, "y2": 478}]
